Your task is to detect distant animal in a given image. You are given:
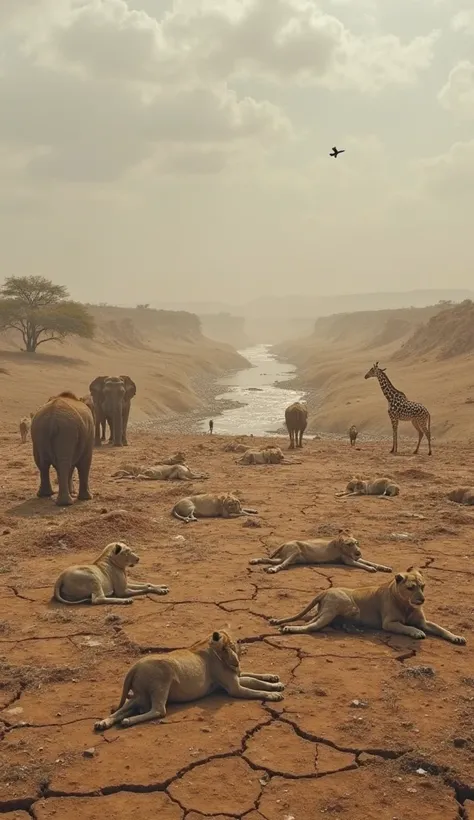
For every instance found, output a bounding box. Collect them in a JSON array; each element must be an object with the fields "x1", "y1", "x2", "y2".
[
  {"x1": 237, "y1": 447, "x2": 285, "y2": 465},
  {"x1": 172, "y1": 492, "x2": 257, "y2": 523},
  {"x1": 222, "y1": 441, "x2": 253, "y2": 453},
  {"x1": 329, "y1": 146, "x2": 345, "y2": 158},
  {"x1": 336, "y1": 476, "x2": 400, "y2": 498},
  {"x1": 113, "y1": 464, "x2": 208, "y2": 481},
  {"x1": 19, "y1": 416, "x2": 31, "y2": 444},
  {"x1": 348, "y1": 425, "x2": 358, "y2": 446},
  {"x1": 269, "y1": 567, "x2": 466, "y2": 645},
  {"x1": 53, "y1": 542, "x2": 169, "y2": 606},
  {"x1": 89, "y1": 375, "x2": 136, "y2": 447},
  {"x1": 209, "y1": 419, "x2": 214, "y2": 434},
  {"x1": 31, "y1": 391, "x2": 94, "y2": 506},
  {"x1": 447, "y1": 487, "x2": 474, "y2": 506},
  {"x1": 285, "y1": 401, "x2": 308, "y2": 449},
  {"x1": 364, "y1": 362, "x2": 432, "y2": 455},
  {"x1": 94, "y1": 629, "x2": 284, "y2": 731},
  {"x1": 249, "y1": 529, "x2": 392, "y2": 574}
]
